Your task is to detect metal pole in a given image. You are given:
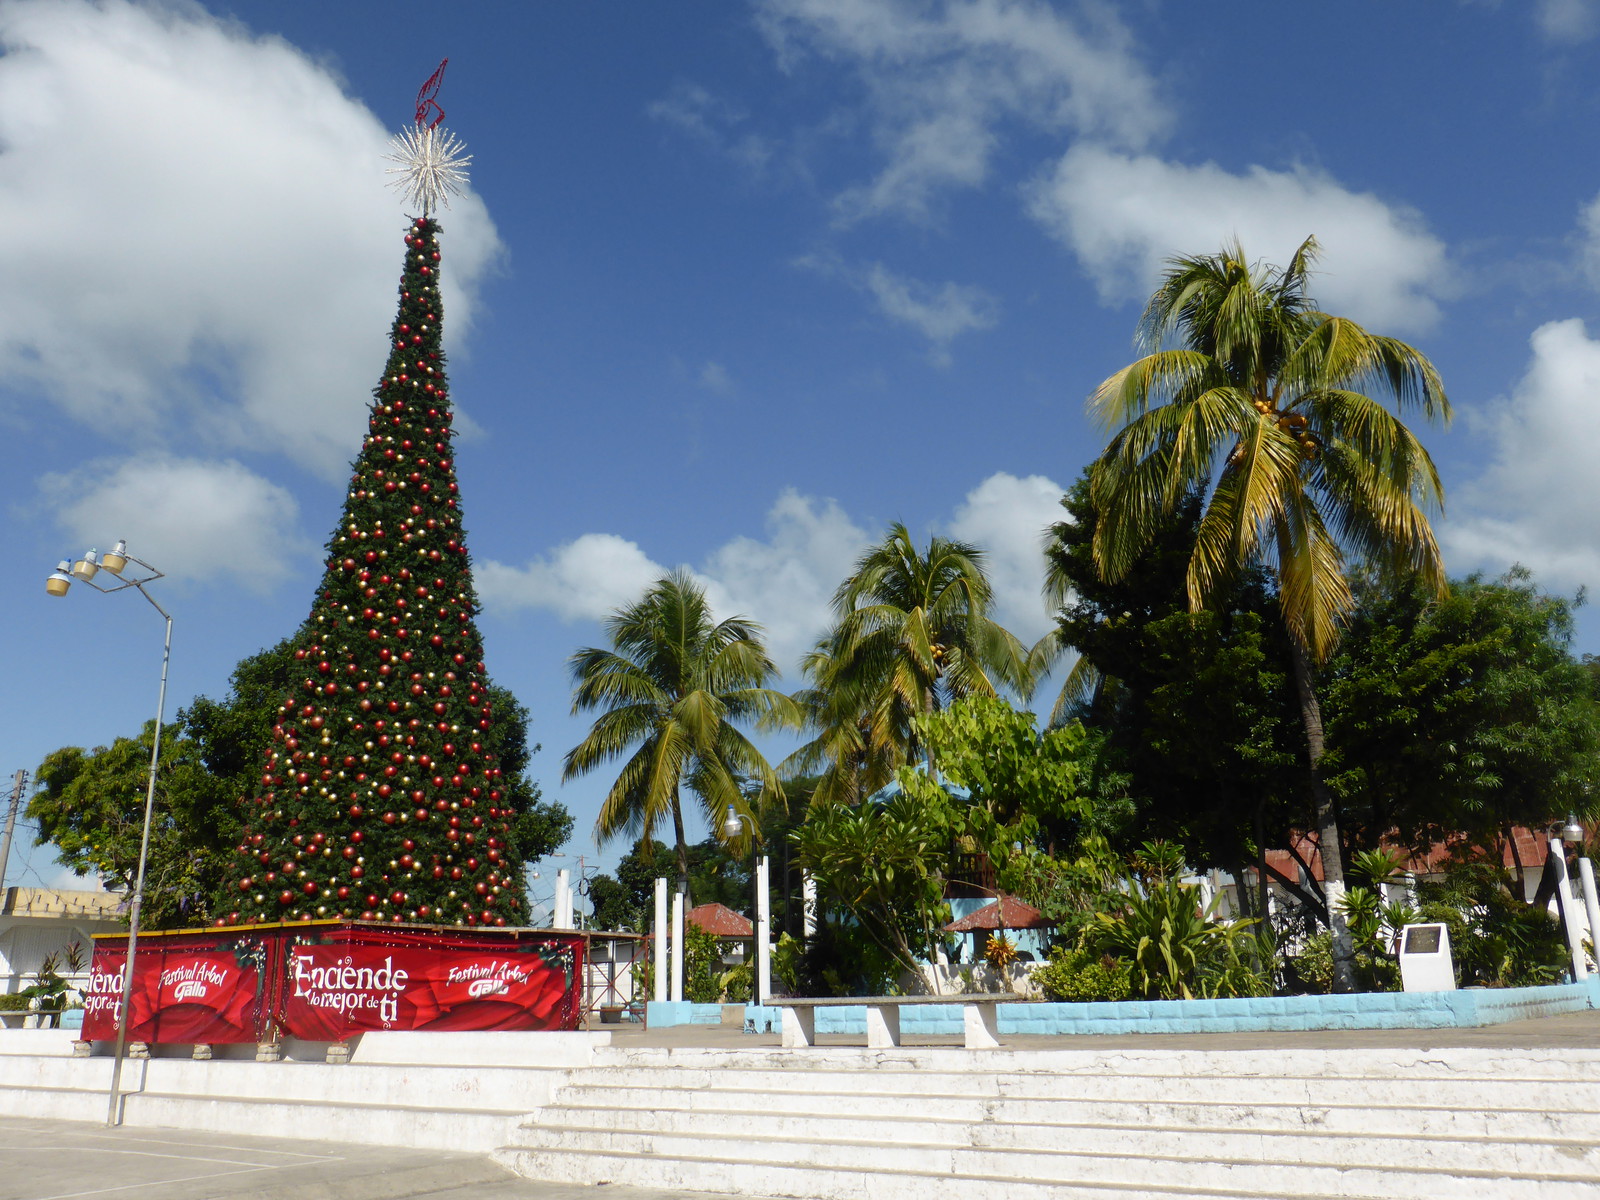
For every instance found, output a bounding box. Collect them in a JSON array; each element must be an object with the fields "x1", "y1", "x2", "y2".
[
  {"x1": 750, "y1": 841, "x2": 761, "y2": 1009},
  {"x1": 1549, "y1": 837, "x2": 1588, "y2": 983},
  {"x1": 0, "y1": 769, "x2": 27, "y2": 892},
  {"x1": 756, "y1": 855, "x2": 771, "y2": 1005},
  {"x1": 1579, "y1": 859, "x2": 1600, "y2": 974},
  {"x1": 106, "y1": 600, "x2": 170, "y2": 1127}
]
